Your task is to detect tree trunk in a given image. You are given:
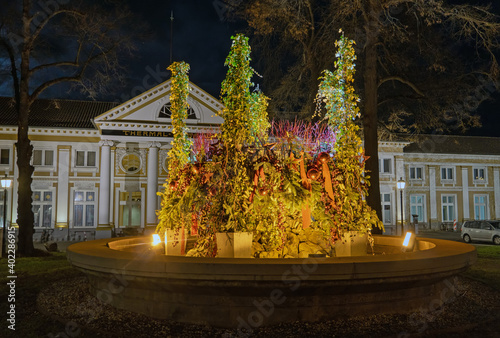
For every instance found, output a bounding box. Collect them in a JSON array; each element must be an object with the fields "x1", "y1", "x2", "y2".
[
  {"x1": 362, "y1": 0, "x2": 382, "y2": 233},
  {"x1": 17, "y1": 0, "x2": 35, "y2": 256},
  {"x1": 16, "y1": 102, "x2": 34, "y2": 256}
]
